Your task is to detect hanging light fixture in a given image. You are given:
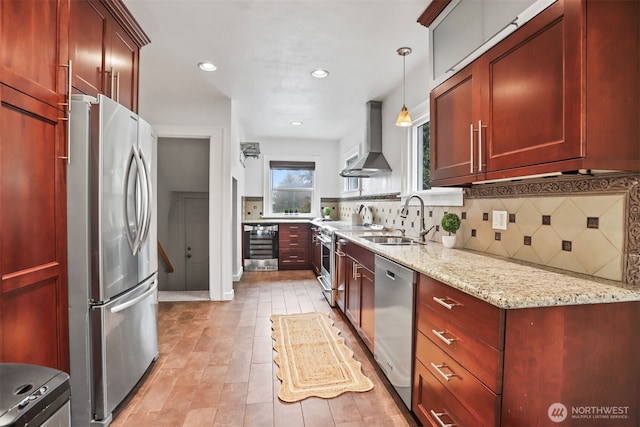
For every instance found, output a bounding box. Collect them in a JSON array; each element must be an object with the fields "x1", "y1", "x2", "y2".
[{"x1": 395, "y1": 47, "x2": 413, "y2": 127}]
